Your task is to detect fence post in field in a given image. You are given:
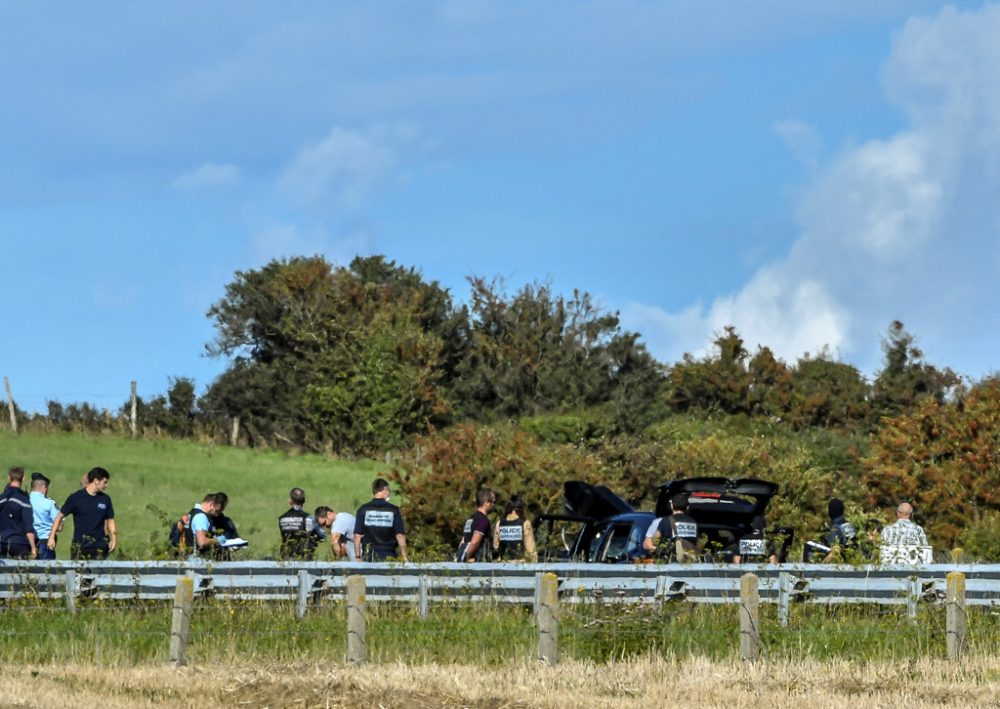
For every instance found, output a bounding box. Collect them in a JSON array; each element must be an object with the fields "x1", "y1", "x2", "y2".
[
  {"x1": 64, "y1": 570, "x2": 77, "y2": 614},
  {"x1": 536, "y1": 571, "x2": 559, "y2": 665},
  {"x1": 653, "y1": 574, "x2": 666, "y2": 612},
  {"x1": 907, "y1": 577, "x2": 921, "y2": 621},
  {"x1": 418, "y1": 574, "x2": 429, "y2": 619},
  {"x1": 946, "y1": 571, "x2": 966, "y2": 662},
  {"x1": 130, "y1": 380, "x2": 137, "y2": 439},
  {"x1": 347, "y1": 575, "x2": 367, "y2": 664},
  {"x1": 739, "y1": 572, "x2": 760, "y2": 662},
  {"x1": 777, "y1": 571, "x2": 791, "y2": 628},
  {"x1": 230, "y1": 417, "x2": 240, "y2": 447},
  {"x1": 169, "y1": 576, "x2": 195, "y2": 667},
  {"x1": 4, "y1": 376, "x2": 16, "y2": 434},
  {"x1": 296, "y1": 570, "x2": 311, "y2": 620}
]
